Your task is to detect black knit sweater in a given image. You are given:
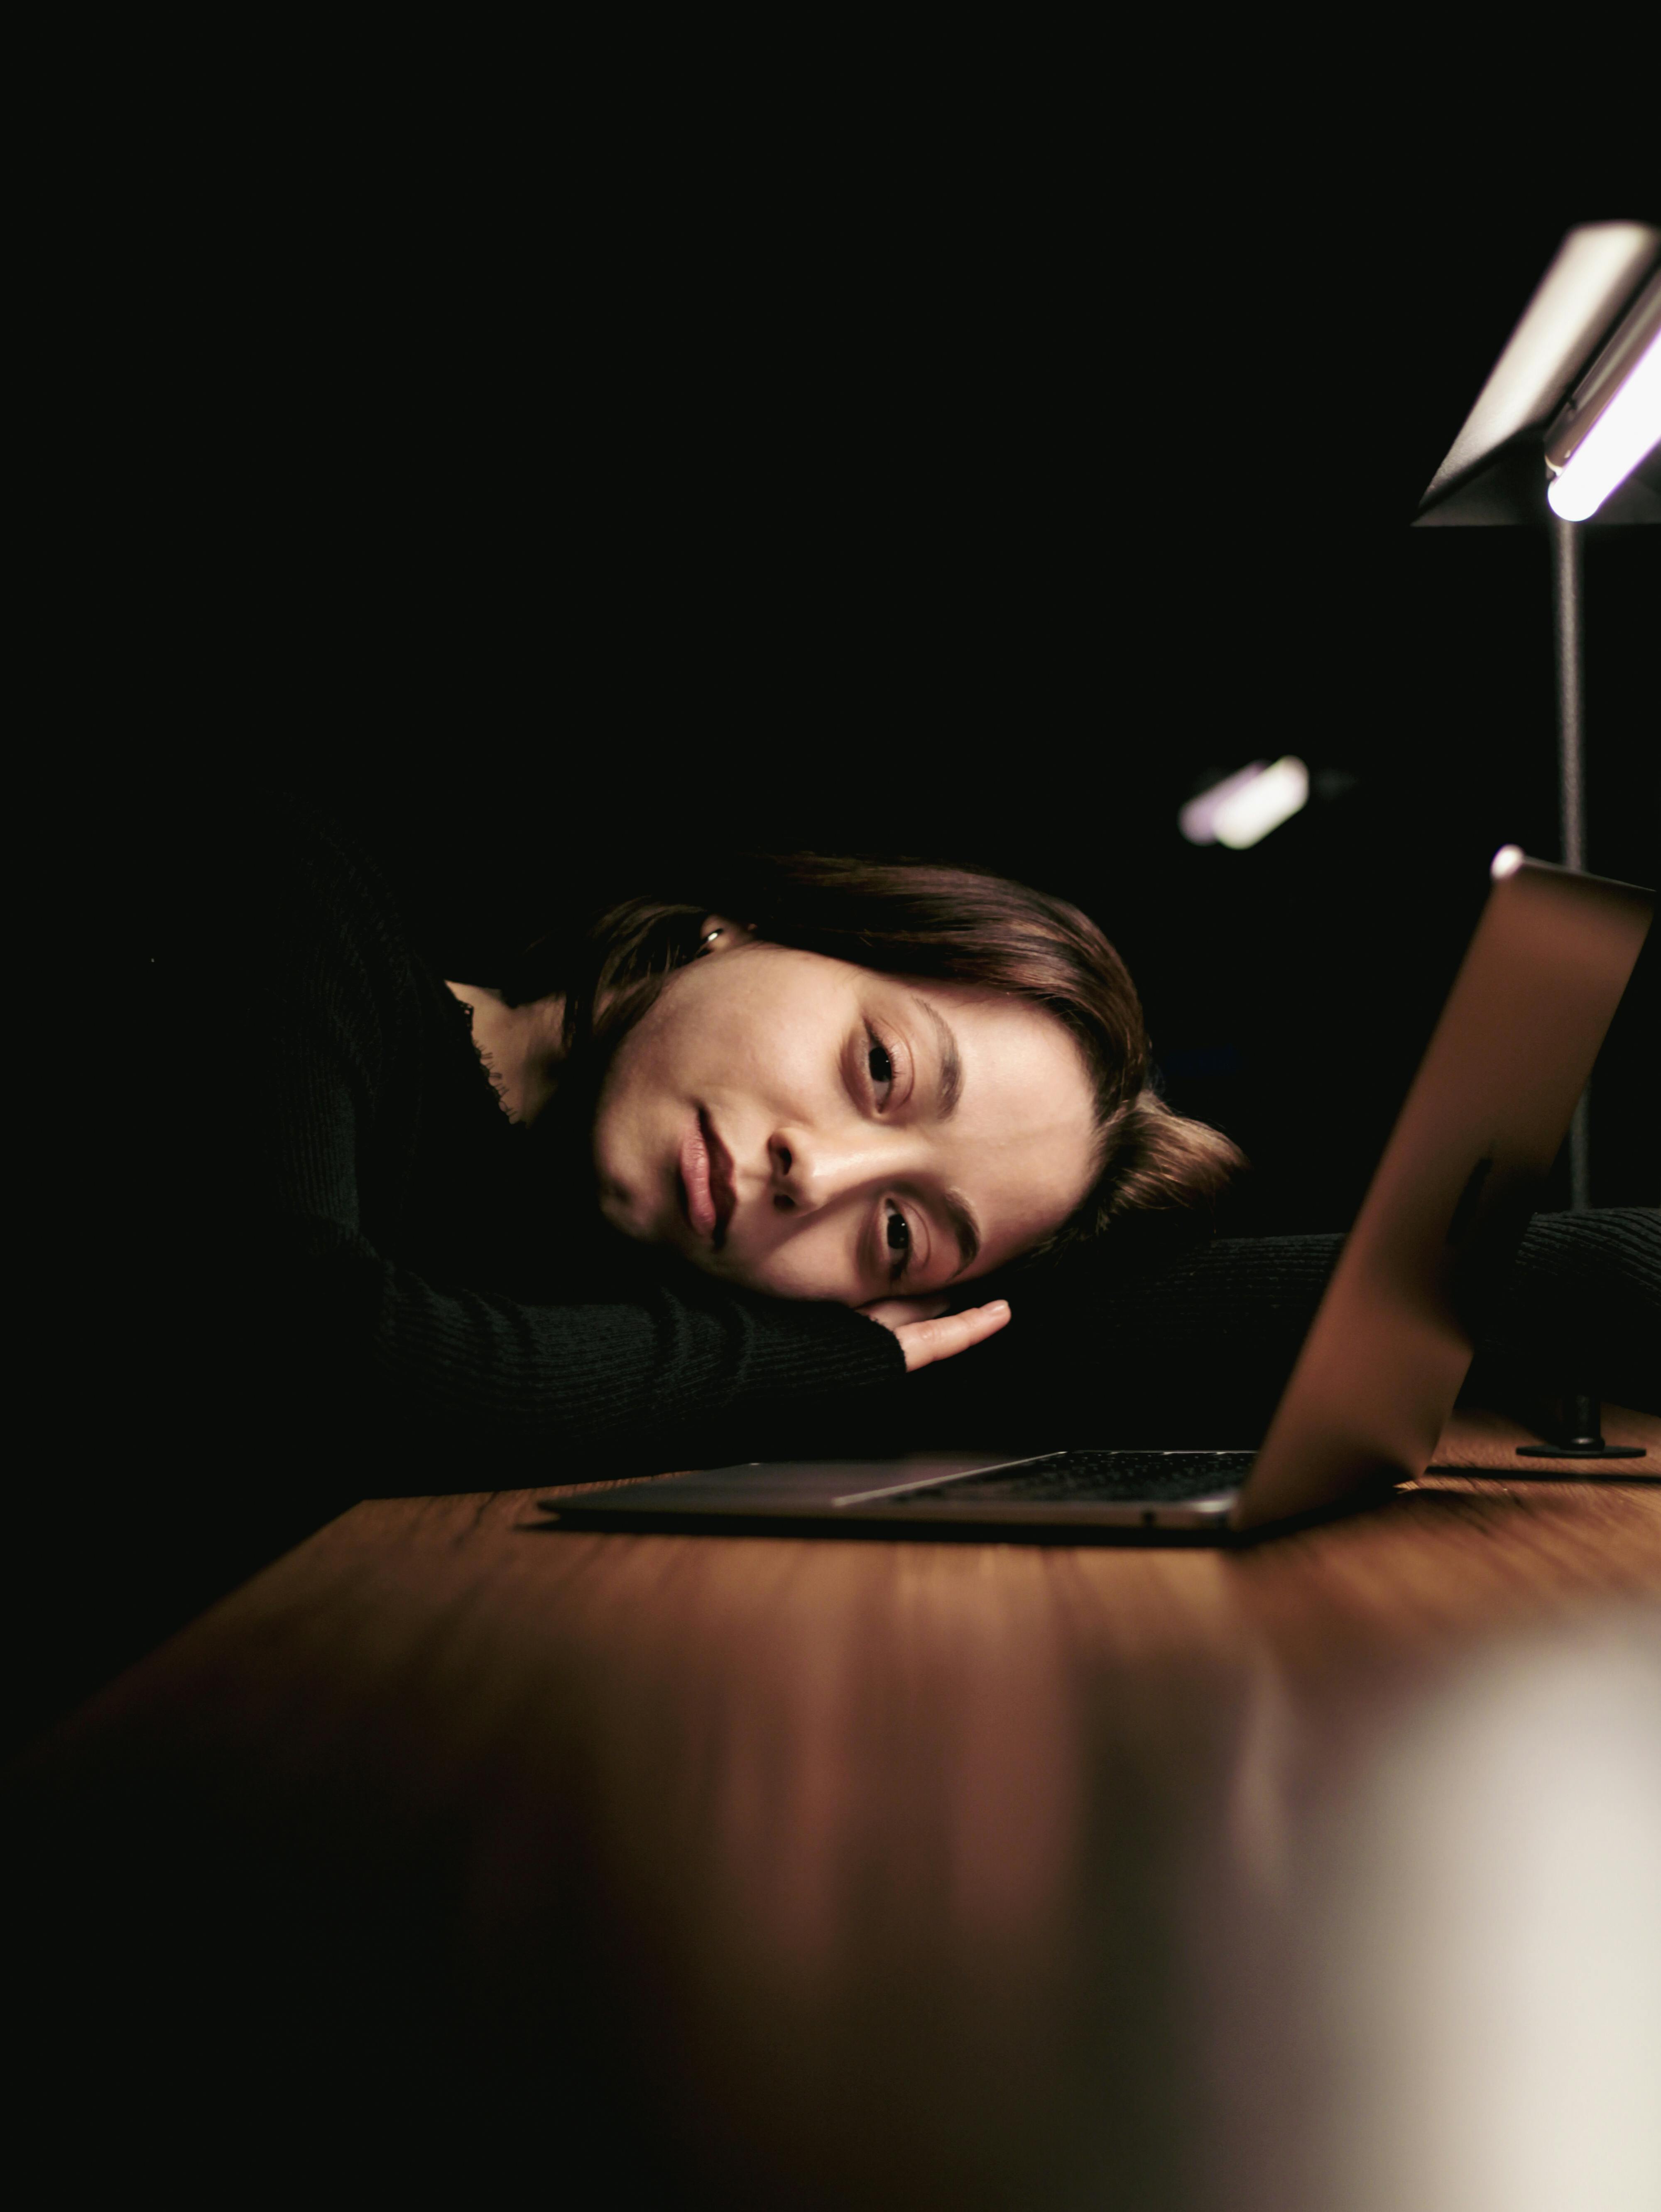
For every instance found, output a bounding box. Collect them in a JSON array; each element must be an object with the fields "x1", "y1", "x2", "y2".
[
  {"x1": 133, "y1": 785, "x2": 1659, "y2": 1490},
  {"x1": 135, "y1": 783, "x2": 909, "y2": 1488}
]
